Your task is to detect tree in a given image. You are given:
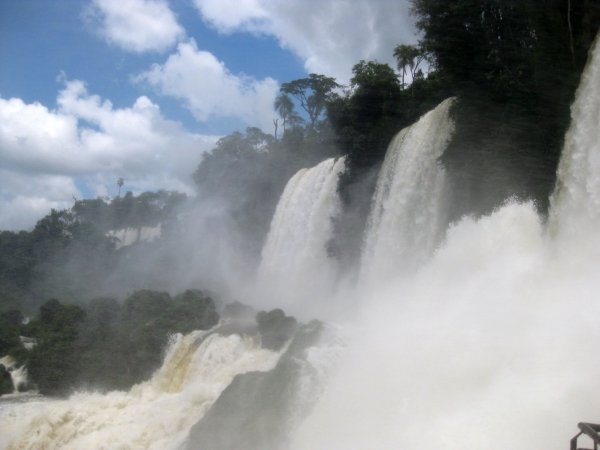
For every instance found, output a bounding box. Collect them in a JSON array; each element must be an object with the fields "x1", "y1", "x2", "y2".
[
  {"x1": 117, "y1": 178, "x2": 124, "y2": 197},
  {"x1": 393, "y1": 44, "x2": 428, "y2": 88},
  {"x1": 280, "y1": 74, "x2": 340, "y2": 129},
  {"x1": 274, "y1": 93, "x2": 295, "y2": 134}
]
